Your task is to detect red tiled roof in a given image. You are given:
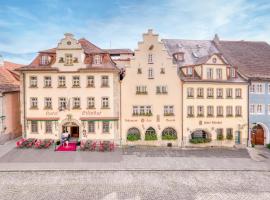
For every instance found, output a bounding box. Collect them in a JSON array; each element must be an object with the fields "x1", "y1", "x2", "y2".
[
  {"x1": 103, "y1": 49, "x2": 134, "y2": 54},
  {"x1": 215, "y1": 40, "x2": 270, "y2": 80},
  {"x1": 0, "y1": 61, "x2": 22, "y2": 92}
]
